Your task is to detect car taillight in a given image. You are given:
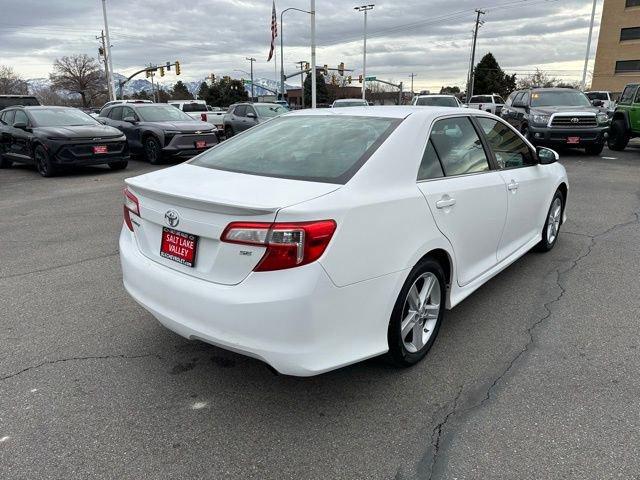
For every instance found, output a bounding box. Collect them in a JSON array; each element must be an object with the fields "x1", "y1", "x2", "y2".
[
  {"x1": 123, "y1": 187, "x2": 140, "y2": 231},
  {"x1": 221, "y1": 220, "x2": 337, "y2": 271},
  {"x1": 200, "y1": 113, "x2": 207, "y2": 122}
]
